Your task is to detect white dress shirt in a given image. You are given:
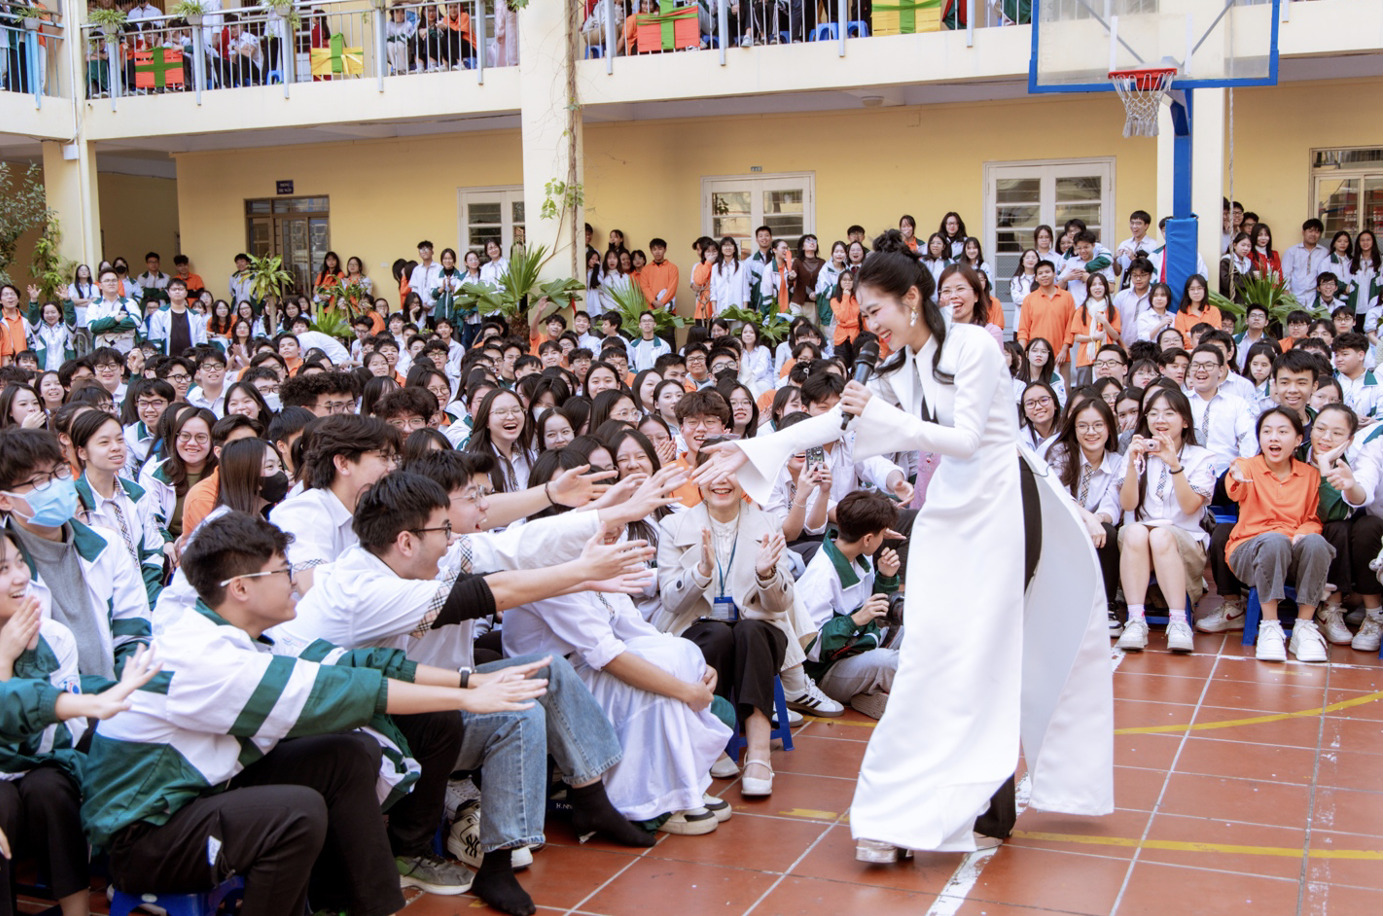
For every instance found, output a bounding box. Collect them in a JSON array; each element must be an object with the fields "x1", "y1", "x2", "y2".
[{"x1": 1188, "y1": 391, "x2": 1257, "y2": 475}]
